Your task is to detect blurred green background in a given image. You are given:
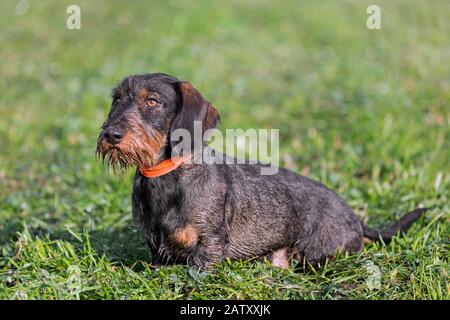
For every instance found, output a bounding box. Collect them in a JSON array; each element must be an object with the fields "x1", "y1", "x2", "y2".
[{"x1": 0, "y1": 0, "x2": 448, "y2": 299}]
